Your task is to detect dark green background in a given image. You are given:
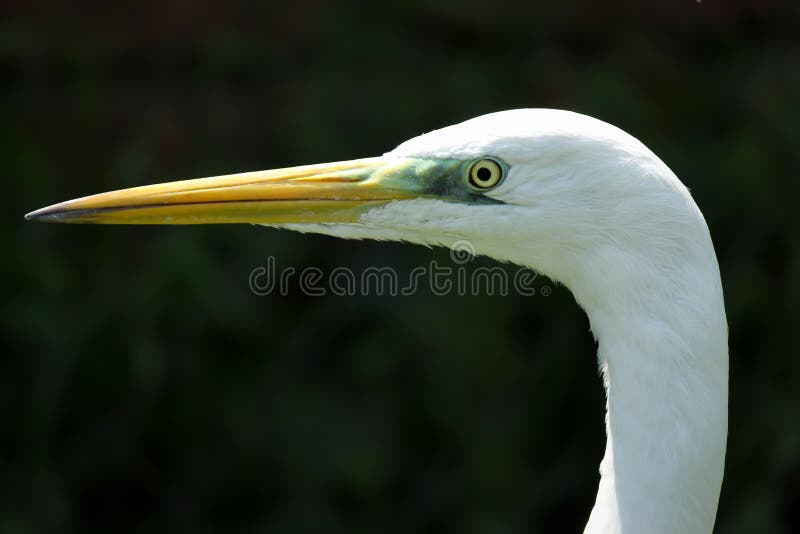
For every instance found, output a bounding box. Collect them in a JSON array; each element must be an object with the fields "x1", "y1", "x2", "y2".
[{"x1": 3, "y1": 1, "x2": 798, "y2": 532}]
